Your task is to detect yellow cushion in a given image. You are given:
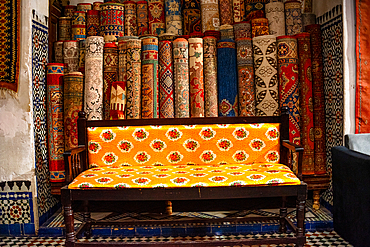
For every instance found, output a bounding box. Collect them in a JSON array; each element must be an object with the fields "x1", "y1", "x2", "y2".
[
  {"x1": 87, "y1": 123, "x2": 281, "y2": 167},
  {"x1": 68, "y1": 163, "x2": 301, "y2": 189}
]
